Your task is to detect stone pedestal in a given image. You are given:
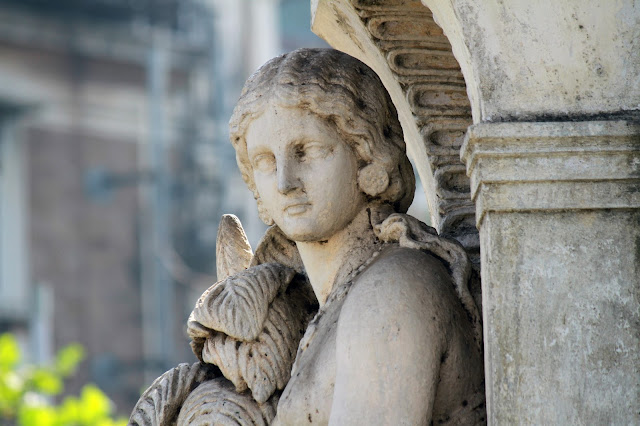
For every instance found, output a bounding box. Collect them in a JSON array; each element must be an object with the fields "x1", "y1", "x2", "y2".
[{"x1": 462, "y1": 120, "x2": 640, "y2": 424}]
